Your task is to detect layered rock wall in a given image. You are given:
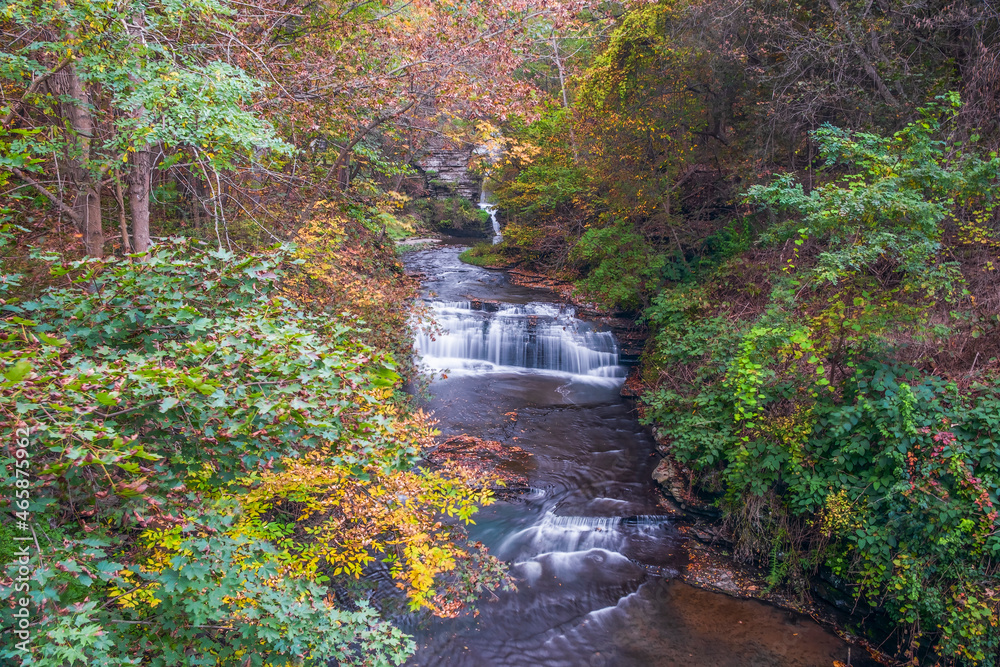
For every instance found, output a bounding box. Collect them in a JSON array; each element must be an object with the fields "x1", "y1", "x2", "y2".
[{"x1": 415, "y1": 149, "x2": 480, "y2": 201}]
